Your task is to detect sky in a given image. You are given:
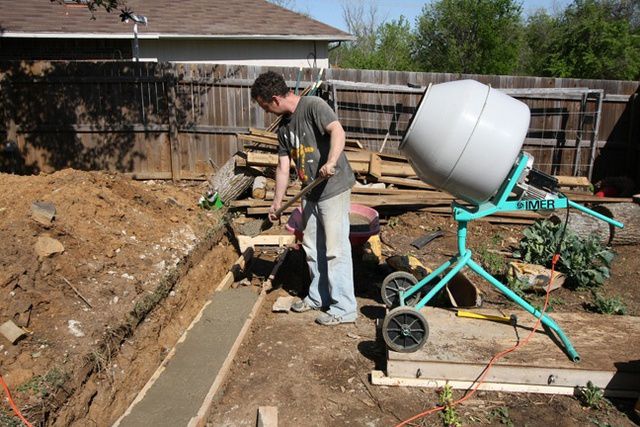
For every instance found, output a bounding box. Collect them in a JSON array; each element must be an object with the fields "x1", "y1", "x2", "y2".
[{"x1": 287, "y1": 0, "x2": 573, "y2": 32}]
